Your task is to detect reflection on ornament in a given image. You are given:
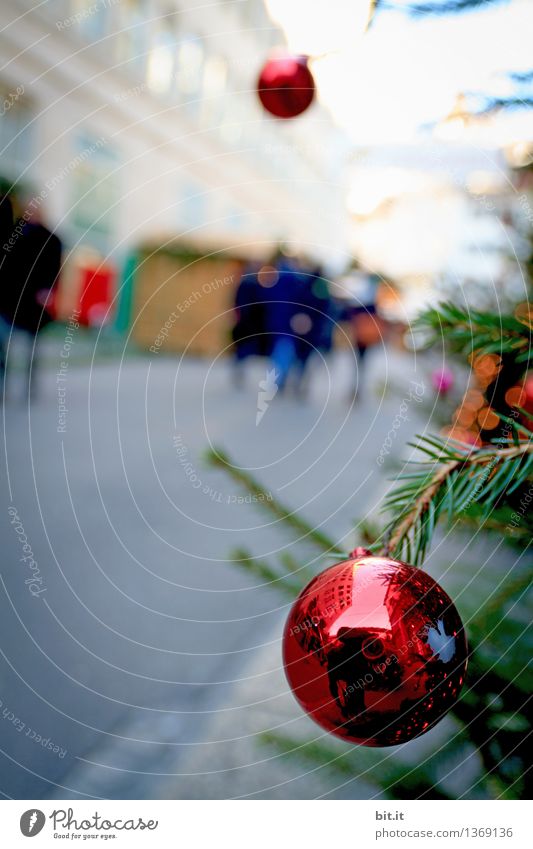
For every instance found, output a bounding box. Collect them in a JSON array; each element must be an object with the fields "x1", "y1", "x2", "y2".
[
  {"x1": 283, "y1": 550, "x2": 468, "y2": 747},
  {"x1": 257, "y1": 54, "x2": 315, "y2": 119}
]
